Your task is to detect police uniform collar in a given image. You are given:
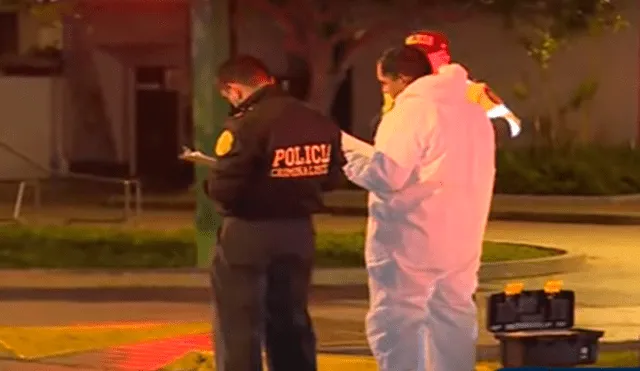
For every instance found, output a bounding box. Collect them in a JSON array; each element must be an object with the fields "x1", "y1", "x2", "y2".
[{"x1": 236, "y1": 84, "x2": 282, "y2": 113}]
